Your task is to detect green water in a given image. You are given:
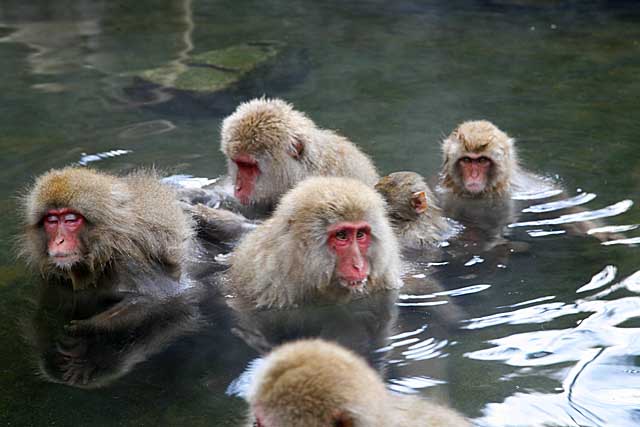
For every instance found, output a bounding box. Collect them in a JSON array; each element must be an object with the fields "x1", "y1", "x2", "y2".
[{"x1": 1, "y1": 1, "x2": 639, "y2": 426}]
